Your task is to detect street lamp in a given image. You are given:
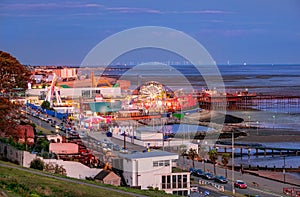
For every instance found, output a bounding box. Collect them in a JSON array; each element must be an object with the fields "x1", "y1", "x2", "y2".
[
  {"x1": 272, "y1": 115, "x2": 276, "y2": 132},
  {"x1": 256, "y1": 121, "x2": 259, "y2": 136},
  {"x1": 283, "y1": 155, "x2": 286, "y2": 183},
  {"x1": 232, "y1": 130, "x2": 235, "y2": 195},
  {"x1": 248, "y1": 115, "x2": 251, "y2": 128}
]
